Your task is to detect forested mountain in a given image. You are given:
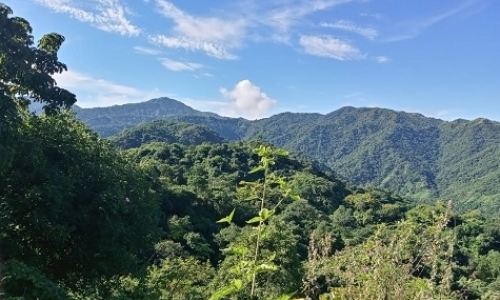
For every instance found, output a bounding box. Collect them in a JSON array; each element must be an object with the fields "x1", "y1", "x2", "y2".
[
  {"x1": 248, "y1": 108, "x2": 500, "y2": 214},
  {"x1": 75, "y1": 97, "x2": 219, "y2": 136},
  {"x1": 86, "y1": 99, "x2": 500, "y2": 214},
  {"x1": 109, "y1": 120, "x2": 225, "y2": 149},
  {"x1": 4, "y1": 3, "x2": 500, "y2": 299}
]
